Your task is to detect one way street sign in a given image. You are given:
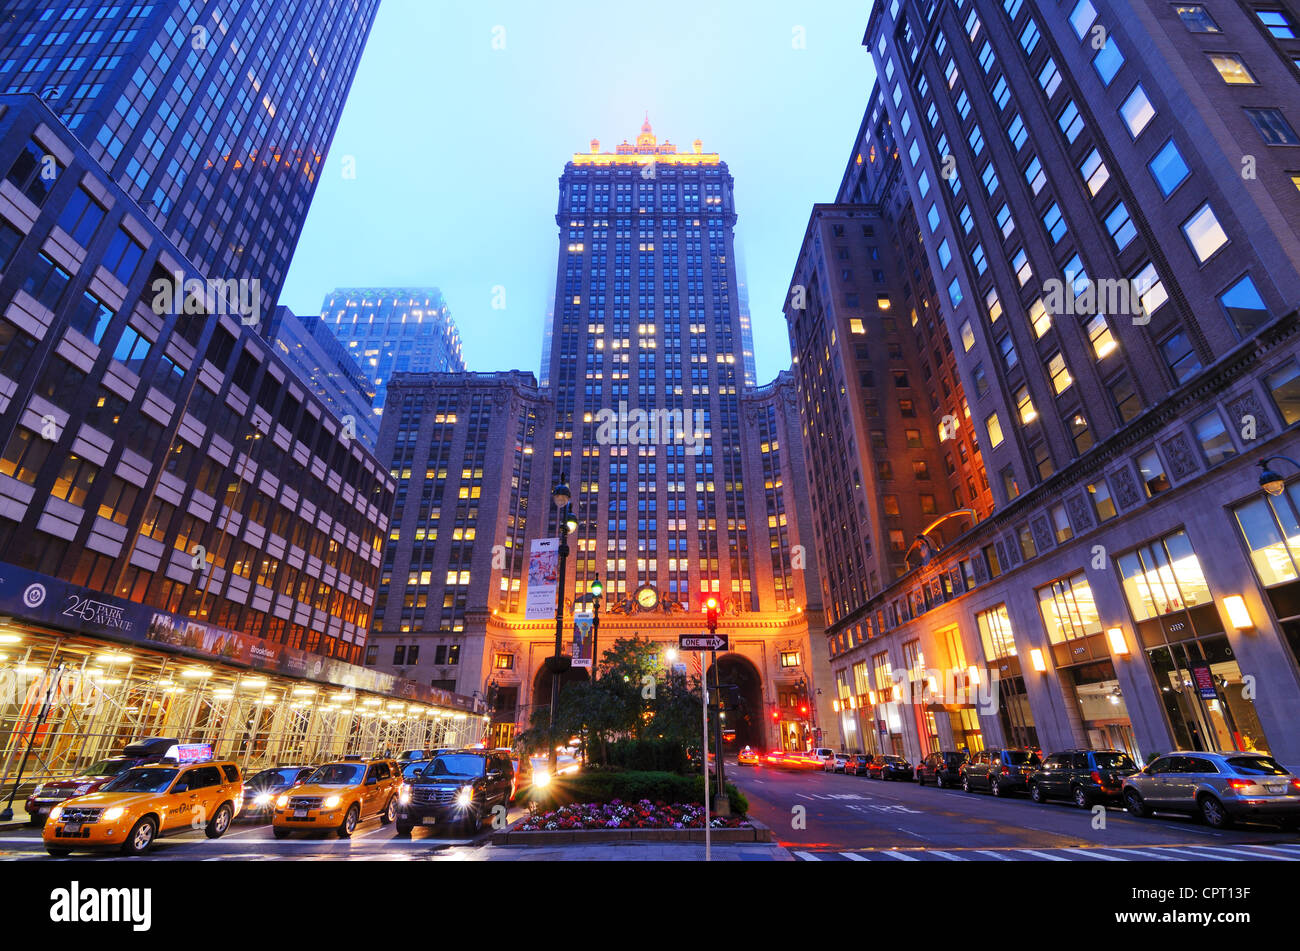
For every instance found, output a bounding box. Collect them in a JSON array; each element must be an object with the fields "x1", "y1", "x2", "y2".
[{"x1": 679, "y1": 634, "x2": 728, "y2": 652}]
